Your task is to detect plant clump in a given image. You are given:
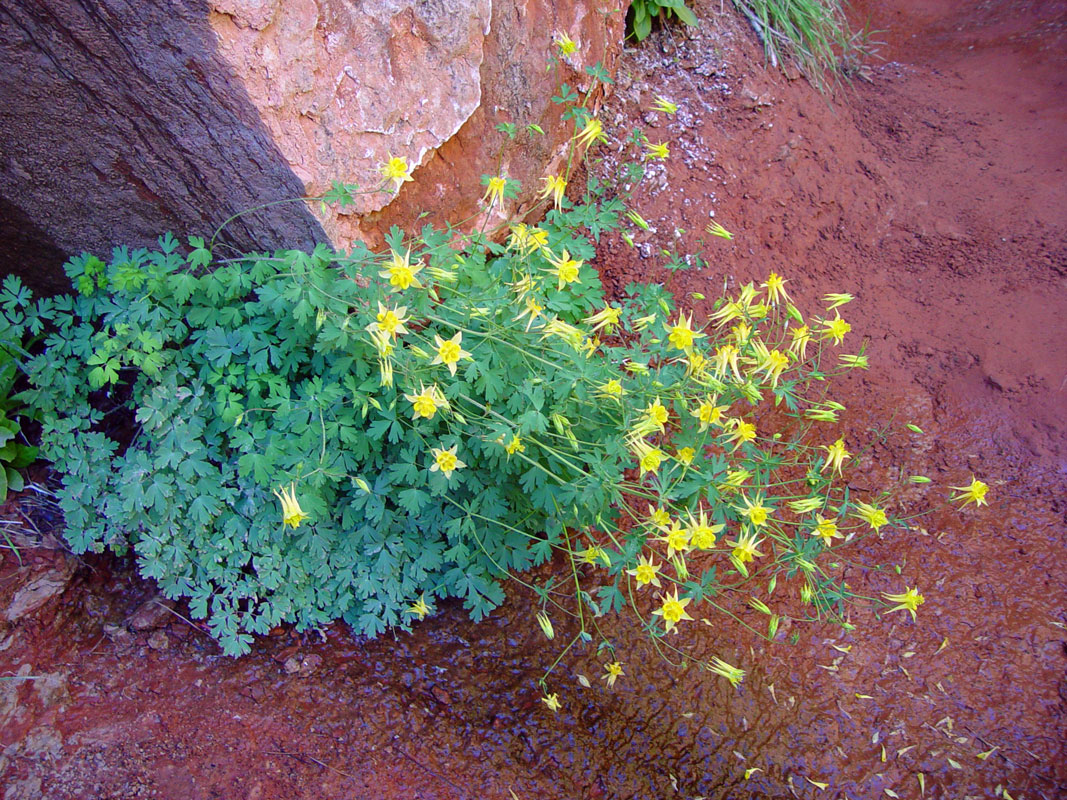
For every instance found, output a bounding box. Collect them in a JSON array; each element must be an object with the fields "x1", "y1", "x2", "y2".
[{"x1": 0, "y1": 53, "x2": 985, "y2": 703}]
